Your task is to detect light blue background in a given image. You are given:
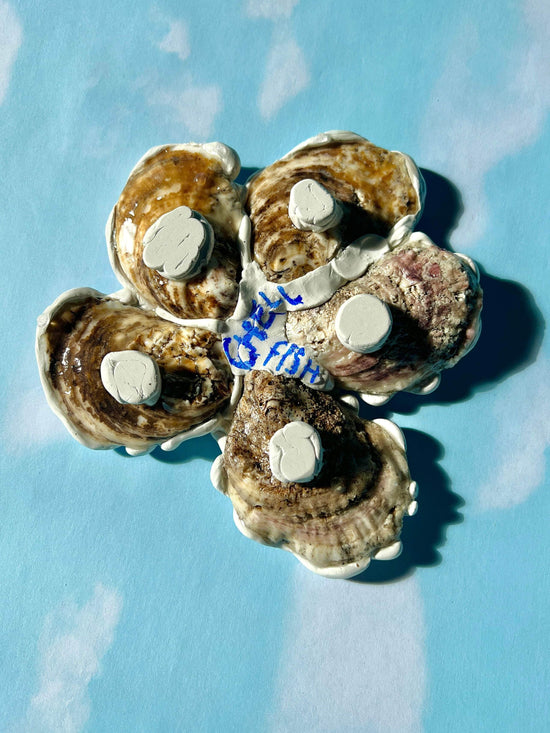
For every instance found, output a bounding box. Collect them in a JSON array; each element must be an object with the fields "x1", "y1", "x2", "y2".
[{"x1": 0, "y1": 1, "x2": 548, "y2": 731}]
